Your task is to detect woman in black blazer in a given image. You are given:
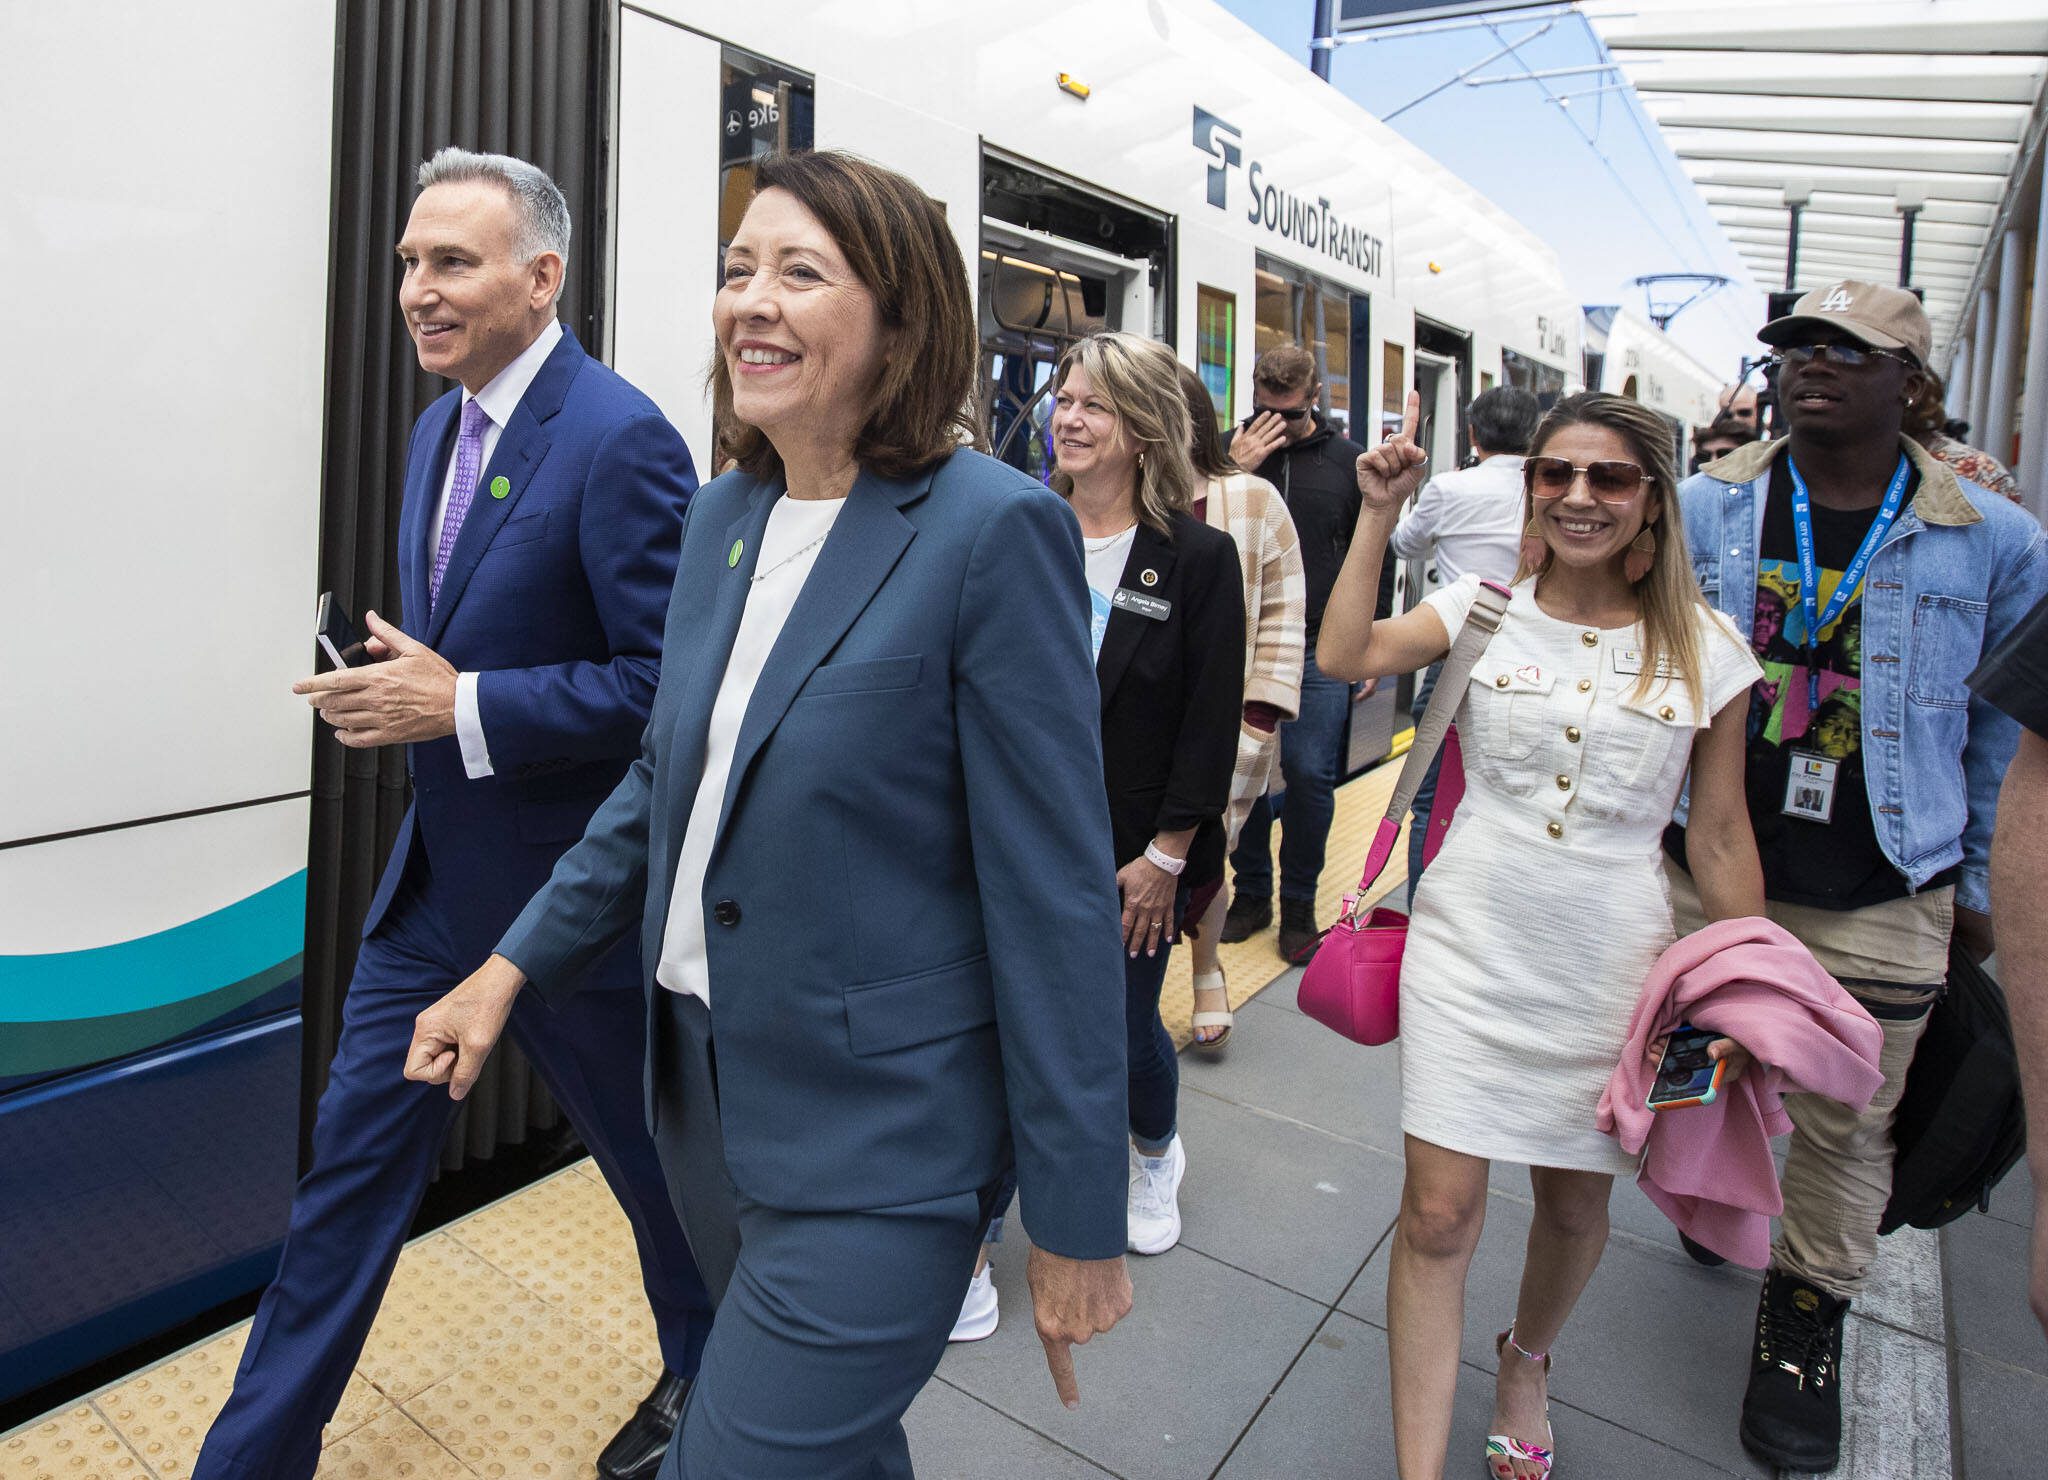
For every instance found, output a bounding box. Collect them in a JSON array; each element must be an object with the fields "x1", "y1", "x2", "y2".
[{"x1": 1052, "y1": 331, "x2": 1244, "y2": 1256}]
